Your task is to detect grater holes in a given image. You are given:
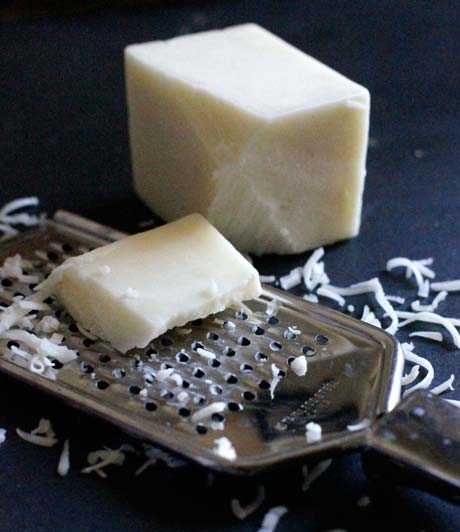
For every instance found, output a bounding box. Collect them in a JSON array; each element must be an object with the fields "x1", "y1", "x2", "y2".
[
  {"x1": 178, "y1": 407, "x2": 191, "y2": 418},
  {"x1": 237, "y1": 336, "x2": 251, "y2": 346},
  {"x1": 287, "y1": 356, "x2": 295, "y2": 365},
  {"x1": 267, "y1": 315, "x2": 279, "y2": 325},
  {"x1": 191, "y1": 341, "x2": 204, "y2": 351},
  {"x1": 62, "y1": 242, "x2": 73, "y2": 253},
  {"x1": 225, "y1": 373, "x2": 238, "y2": 384},
  {"x1": 161, "y1": 336, "x2": 173, "y2": 347},
  {"x1": 240, "y1": 363, "x2": 253, "y2": 373},
  {"x1": 160, "y1": 362, "x2": 173, "y2": 370},
  {"x1": 146, "y1": 348, "x2": 158, "y2": 357},
  {"x1": 7, "y1": 340, "x2": 19, "y2": 349},
  {"x1": 99, "y1": 354, "x2": 111, "y2": 363},
  {"x1": 192, "y1": 318, "x2": 203, "y2": 326},
  {"x1": 80, "y1": 362, "x2": 94, "y2": 374},
  {"x1": 315, "y1": 334, "x2": 329, "y2": 345},
  {"x1": 182, "y1": 380, "x2": 191, "y2": 389},
  {"x1": 47, "y1": 251, "x2": 59, "y2": 262},
  {"x1": 270, "y1": 341, "x2": 282, "y2": 351},
  {"x1": 83, "y1": 338, "x2": 95, "y2": 347},
  {"x1": 252, "y1": 325, "x2": 265, "y2": 336},
  {"x1": 51, "y1": 359, "x2": 64, "y2": 369},
  {"x1": 196, "y1": 424, "x2": 207, "y2": 435},
  {"x1": 223, "y1": 346, "x2": 235, "y2": 357},
  {"x1": 207, "y1": 331, "x2": 219, "y2": 341},
  {"x1": 68, "y1": 323, "x2": 78, "y2": 333},
  {"x1": 193, "y1": 368, "x2": 206, "y2": 379},
  {"x1": 193, "y1": 394, "x2": 207, "y2": 406},
  {"x1": 255, "y1": 352, "x2": 268, "y2": 362},
  {"x1": 145, "y1": 402, "x2": 157, "y2": 412},
  {"x1": 1, "y1": 279, "x2": 13, "y2": 287},
  {"x1": 222, "y1": 320, "x2": 236, "y2": 331},
  {"x1": 209, "y1": 358, "x2": 221, "y2": 368},
  {"x1": 211, "y1": 412, "x2": 225, "y2": 422},
  {"x1": 243, "y1": 390, "x2": 256, "y2": 401},
  {"x1": 112, "y1": 368, "x2": 126, "y2": 379},
  {"x1": 129, "y1": 385, "x2": 141, "y2": 395},
  {"x1": 235, "y1": 310, "x2": 248, "y2": 320},
  {"x1": 284, "y1": 328, "x2": 299, "y2": 341},
  {"x1": 162, "y1": 391, "x2": 174, "y2": 401},
  {"x1": 302, "y1": 345, "x2": 316, "y2": 356},
  {"x1": 210, "y1": 384, "x2": 223, "y2": 396},
  {"x1": 176, "y1": 352, "x2": 190, "y2": 363},
  {"x1": 96, "y1": 380, "x2": 110, "y2": 390},
  {"x1": 228, "y1": 401, "x2": 242, "y2": 412},
  {"x1": 258, "y1": 379, "x2": 271, "y2": 390}
]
